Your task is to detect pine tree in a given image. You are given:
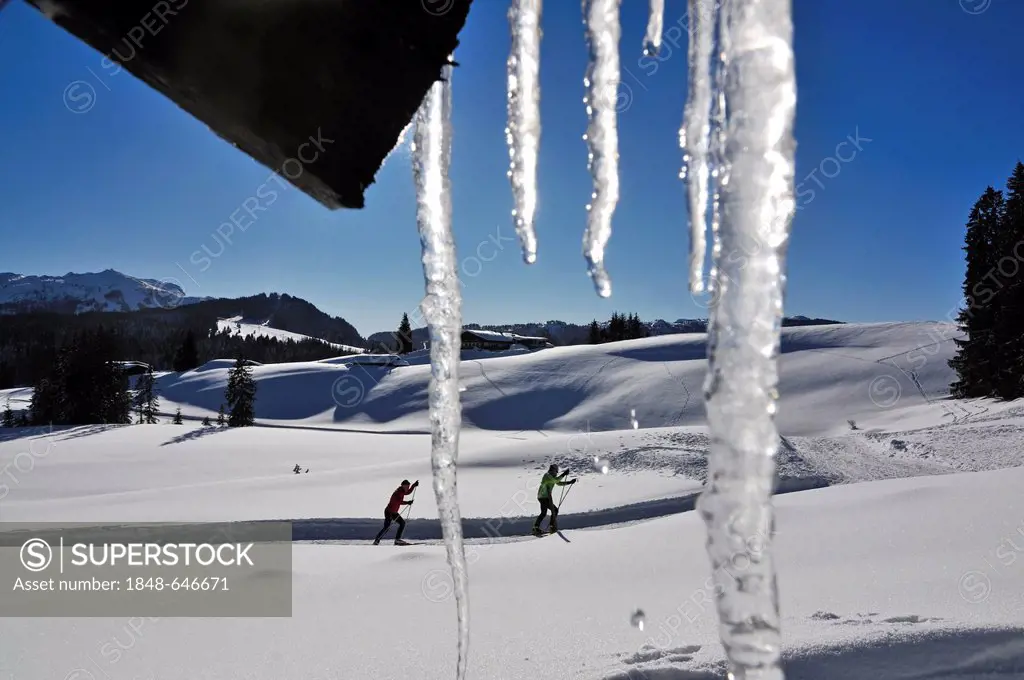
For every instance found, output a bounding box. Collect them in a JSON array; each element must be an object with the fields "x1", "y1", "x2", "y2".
[
  {"x1": 626, "y1": 313, "x2": 645, "y2": 339},
  {"x1": 396, "y1": 313, "x2": 414, "y2": 354},
  {"x1": 949, "y1": 187, "x2": 1004, "y2": 398},
  {"x1": 990, "y1": 162, "x2": 1024, "y2": 399},
  {"x1": 607, "y1": 312, "x2": 627, "y2": 342},
  {"x1": 225, "y1": 354, "x2": 257, "y2": 426},
  {"x1": 173, "y1": 330, "x2": 200, "y2": 372},
  {"x1": 173, "y1": 407, "x2": 183, "y2": 424},
  {"x1": 217, "y1": 404, "x2": 226, "y2": 425},
  {"x1": 29, "y1": 328, "x2": 131, "y2": 425},
  {"x1": 588, "y1": 320, "x2": 602, "y2": 344},
  {"x1": 134, "y1": 368, "x2": 160, "y2": 424},
  {"x1": 202, "y1": 416, "x2": 211, "y2": 426},
  {"x1": 1, "y1": 399, "x2": 14, "y2": 428}
]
